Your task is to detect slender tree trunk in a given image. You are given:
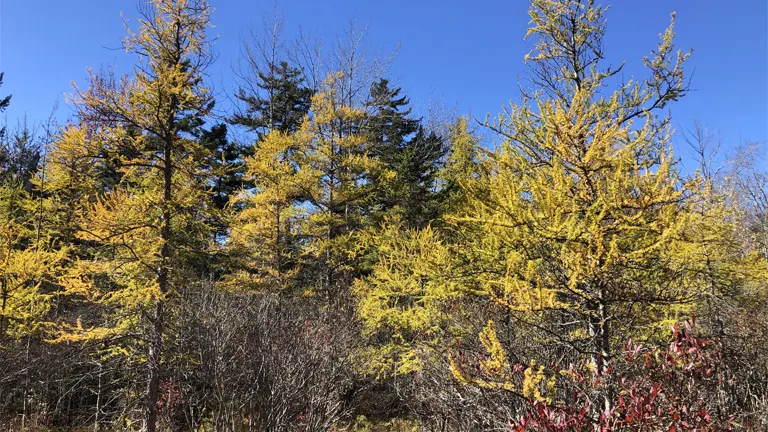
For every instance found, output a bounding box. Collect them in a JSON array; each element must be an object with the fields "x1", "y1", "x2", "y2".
[
  {"x1": 144, "y1": 301, "x2": 163, "y2": 432},
  {"x1": 1, "y1": 276, "x2": 7, "y2": 313},
  {"x1": 598, "y1": 289, "x2": 611, "y2": 413},
  {"x1": 275, "y1": 206, "x2": 282, "y2": 279},
  {"x1": 21, "y1": 335, "x2": 30, "y2": 431},
  {"x1": 325, "y1": 138, "x2": 335, "y2": 300},
  {"x1": 144, "y1": 131, "x2": 174, "y2": 432},
  {"x1": 587, "y1": 284, "x2": 612, "y2": 414},
  {"x1": 94, "y1": 361, "x2": 102, "y2": 432}
]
